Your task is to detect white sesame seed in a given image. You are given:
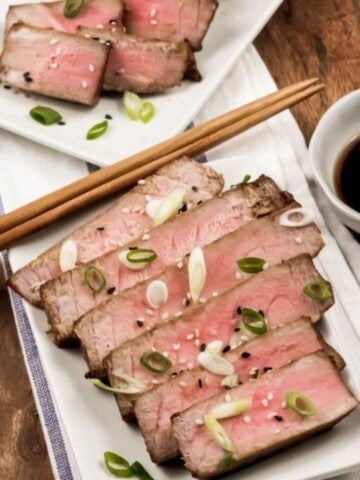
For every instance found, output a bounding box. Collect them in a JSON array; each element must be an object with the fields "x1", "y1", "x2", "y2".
[
  {"x1": 195, "y1": 418, "x2": 204, "y2": 426},
  {"x1": 111, "y1": 27, "x2": 117, "y2": 32},
  {"x1": 96, "y1": 23, "x2": 104, "y2": 28},
  {"x1": 199, "y1": 297, "x2": 206, "y2": 304},
  {"x1": 146, "y1": 309, "x2": 155, "y2": 316},
  {"x1": 243, "y1": 415, "x2": 251, "y2": 424},
  {"x1": 240, "y1": 335, "x2": 249, "y2": 342},
  {"x1": 81, "y1": 80, "x2": 88, "y2": 89},
  {"x1": 295, "y1": 236, "x2": 302, "y2": 244},
  {"x1": 56, "y1": 47, "x2": 62, "y2": 55},
  {"x1": 152, "y1": 379, "x2": 160, "y2": 384},
  {"x1": 281, "y1": 401, "x2": 287, "y2": 409},
  {"x1": 121, "y1": 207, "x2": 130, "y2": 214},
  {"x1": 145, "y1": 194, "x2": 152, "y2": 202},
  {"x1": 186, "y1": 291, "x2": 191, "y2": 299},
  {"x1": 173, "y1": 344, "x2": 181, "y2": 351},
  {"x1": 186, "y1": 333, "x2": 194, "y2": 340},
  {"x1": 235, "y1": 271, "x2": 242, "y2": 280},
  {"x1": 136, "y1": 317, "x2": 145, "y2": 323},
  {"x1": 267, "y1": 392, "x2": 274, "y2": 401},
  {"x1": 261, "y1": 399, "x2": 269, "y2": 407},
  {"x1": 267, "y1": 411, "x2": 278, "y2": 420},
  {"x1": 182, "y1": 298, "x2": 188, "y2": 306},
  {"x1": 162, "y1": 351, "x2": 168, "y2": 357},
  {"x1": 224, "y1": 393, "x2": 232, "y2": 402},
  {"x1": 179, "y1": 358, "x2": 186, "y2": 364},
  {"x1": 194, "y1": 339, "x2": 200, "y2": 347},
  {"x1": 142, "y1": 233, "x2": 150, "y2": 241},
  {"x1": 88, "y1": 64, "x2": 95, "y2": 72},
  {"x1": 177, "y1": 261, "x2": 184, "y2": 269},
  {"x1": 50, "y1": 38, "x2": 58, "y2": 45},
  {"x1": 50, "y1": 62, "x2": 58, "y2": 69},
  {"x1": 209, "y1": 328, "x2": 218, "y2": 336},
  {"x1": 212, "y1": 291, "x2": 218, "y2": 297},
  {"x1": 195, "y1": 329, "x2": 199, "y2": 337},
  {"x1": 161, "y1": 312, "x2": 169, "y2": 320},
  {"x1": 150, "y1": 7, "x2": 157, "y2": 16},
  {"x1": 187, "y1": 362, "x2": 193, "y2": 369},
  {"x1": 174, "y1": 311, "x2": 182, "y2": 317},
  {"x1": 274, "y1": 428, "x2": 281, "y2": 434},
  {"x1": 179, "y1": 381, "x2": 187, "y2": 388},
  {"x1": 150, "y1": 19, "x2": 158, "y2": 25},
  {"x1": 146, "y1": 326, "x2": 151, "y2": 331},
  {"x1": 138, "y1": 179, "x2": 146, "y2": 185}
]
